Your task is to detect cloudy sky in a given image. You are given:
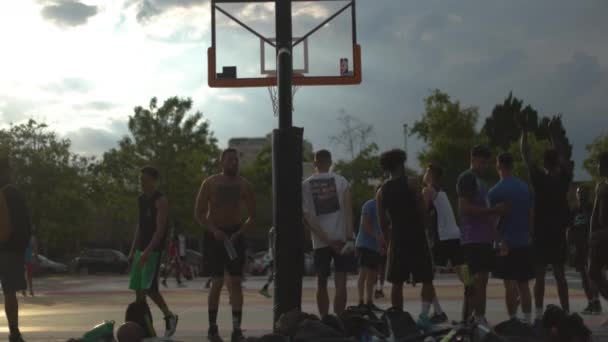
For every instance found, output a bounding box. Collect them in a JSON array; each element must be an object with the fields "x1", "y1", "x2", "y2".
[{"x1": 0, "y1": 1, "x2": 606, "y2": 179}]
